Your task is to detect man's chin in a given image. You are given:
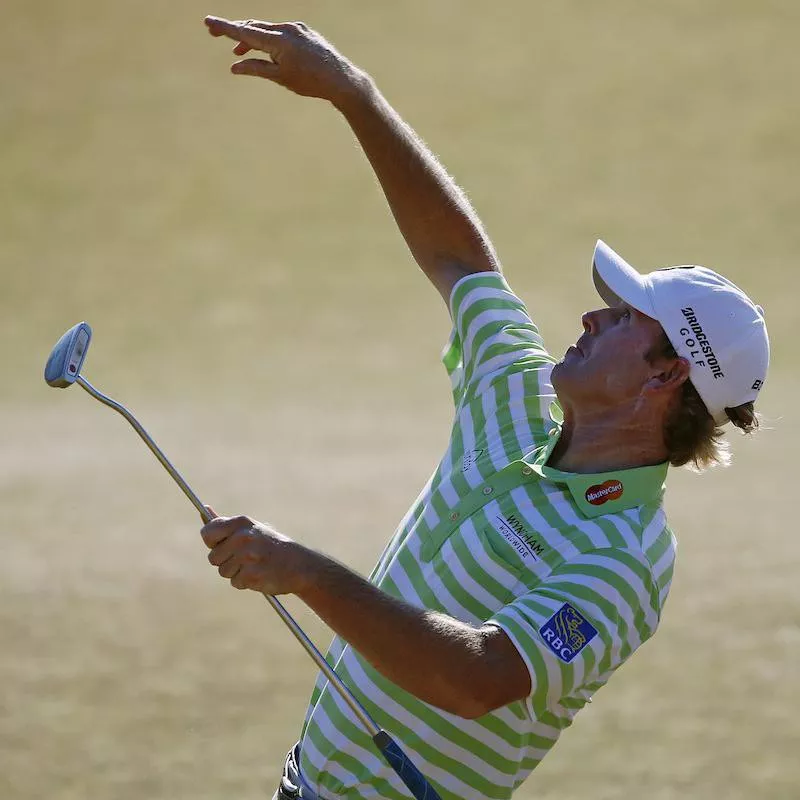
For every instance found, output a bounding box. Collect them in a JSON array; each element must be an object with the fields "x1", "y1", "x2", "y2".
[
  {"x1": 550, "y1": 359, "x2": 566, "y2": 389},
  {"x1": 550, "y1": 359, "x2": 580, "y2": 401}
]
